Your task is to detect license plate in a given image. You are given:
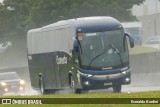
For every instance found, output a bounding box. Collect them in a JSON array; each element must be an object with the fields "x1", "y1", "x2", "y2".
[{"x1": 104, "y1": 82, "x2": 112, "y2": 86}]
